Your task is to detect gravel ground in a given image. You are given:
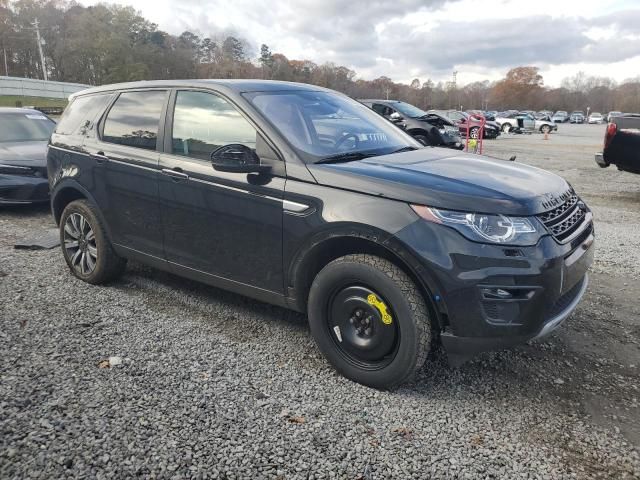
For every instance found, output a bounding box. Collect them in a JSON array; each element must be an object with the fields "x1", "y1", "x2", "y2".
[{"x1": 1, "y1": 124, "x2": 639, "y2": 479}]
